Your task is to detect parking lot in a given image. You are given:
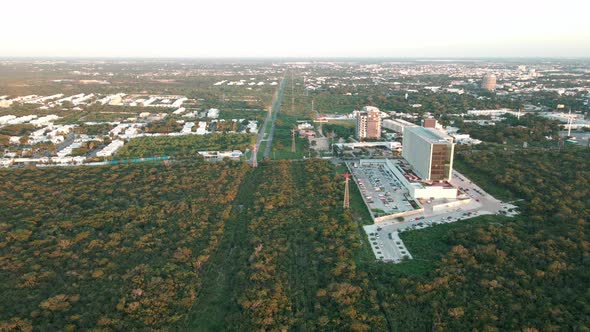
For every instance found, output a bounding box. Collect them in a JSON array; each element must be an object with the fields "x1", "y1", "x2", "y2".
[
  {"x1": 365, "y1": 229, "x2": 412, "y2": 262},
  {"x1": 349, "y1": 162, "x2": 417, "y2": 218},
  {"x1": 363, "y1": 170, "x2": 520, "y2": 263}
]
